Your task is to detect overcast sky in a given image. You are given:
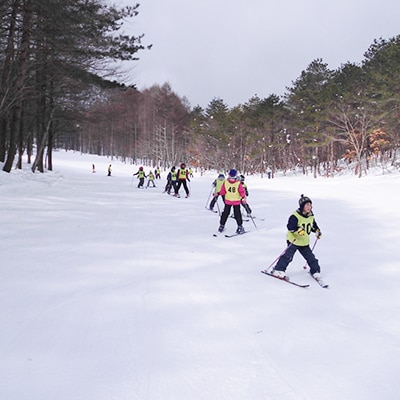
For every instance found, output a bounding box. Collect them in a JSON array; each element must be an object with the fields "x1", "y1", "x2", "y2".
[{"x1": 120, "y1": 0, "x2": 400, "y2": 109}]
